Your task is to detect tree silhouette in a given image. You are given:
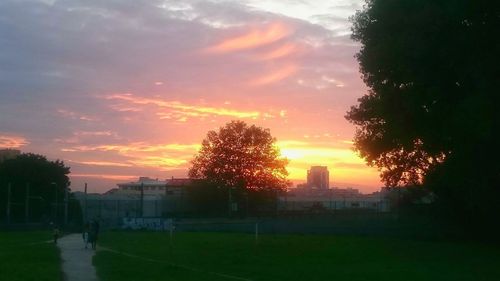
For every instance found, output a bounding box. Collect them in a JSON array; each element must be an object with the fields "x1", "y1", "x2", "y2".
[
  {"x1": 0, "y1": 153, "x2": 71, "y2": 223},
  {"x1": 189, "y1": 120, "x2": 290, "y2": 191},
  {"x1": 347, "y1": 0, "x2": 499, "y2": 233}
]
